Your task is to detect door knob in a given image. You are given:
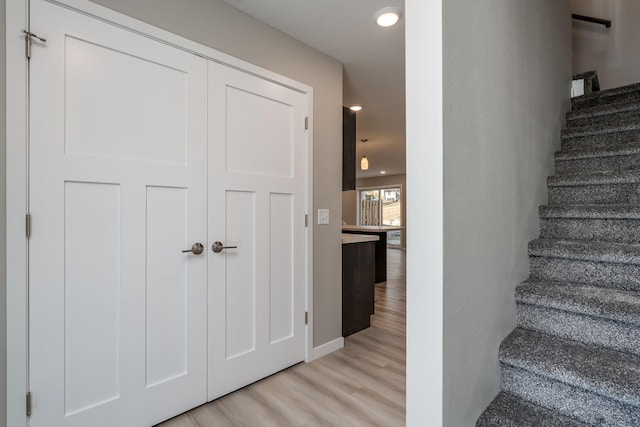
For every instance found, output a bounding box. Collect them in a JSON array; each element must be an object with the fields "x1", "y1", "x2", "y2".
[
  {"x1": 212, "y1": 241, "x2": 238, "y2": 253},
  {"x1": 182, "y1": 243, "x2": 204, "y2": 255}
]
